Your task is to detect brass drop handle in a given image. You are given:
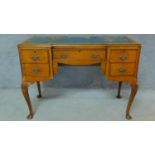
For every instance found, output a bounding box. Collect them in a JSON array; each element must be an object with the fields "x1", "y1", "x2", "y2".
[
  {"x1": 31, "y1": 56, "x2": 40, "y2": 61},
  {"x1": 32, "y1": 68, "x2": 41, "y2": 73},
  {"x1": 60, "y1": 54, "x2": 68, "y2": 59},
  {"x1": 118, "y1": 68, "x2": 126, "y2": 73},
  {"x1": 91, "y1": 54, "x2": 98, "y2": 59},
  {"x1": 119, "y1": 56, "x2": 128, "y2": 61}
]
